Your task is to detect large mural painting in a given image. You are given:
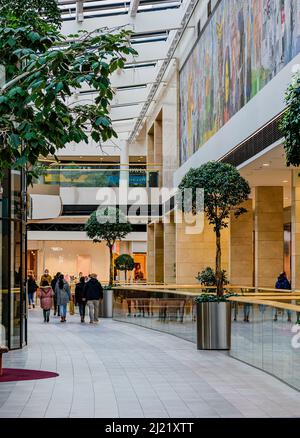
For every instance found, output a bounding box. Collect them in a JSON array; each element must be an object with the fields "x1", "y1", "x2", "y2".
[{"x1": 179, "y1": 0, "x2": 300, "y2": 164}]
